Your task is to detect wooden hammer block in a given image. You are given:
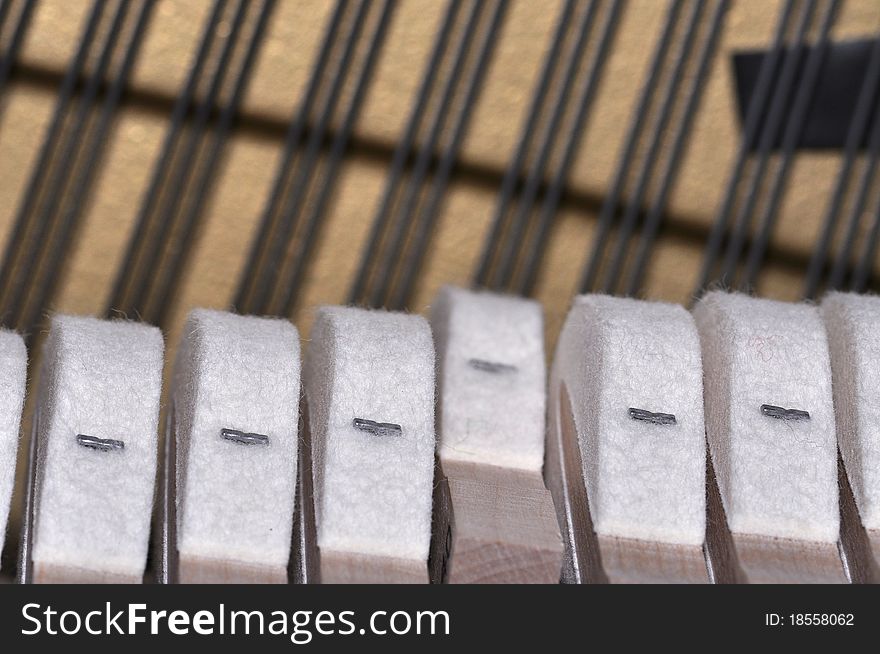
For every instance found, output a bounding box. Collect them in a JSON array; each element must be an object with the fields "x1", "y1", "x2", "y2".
[{"x1": 431, "y1": 460, "x2": 562, "y2": 584}]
